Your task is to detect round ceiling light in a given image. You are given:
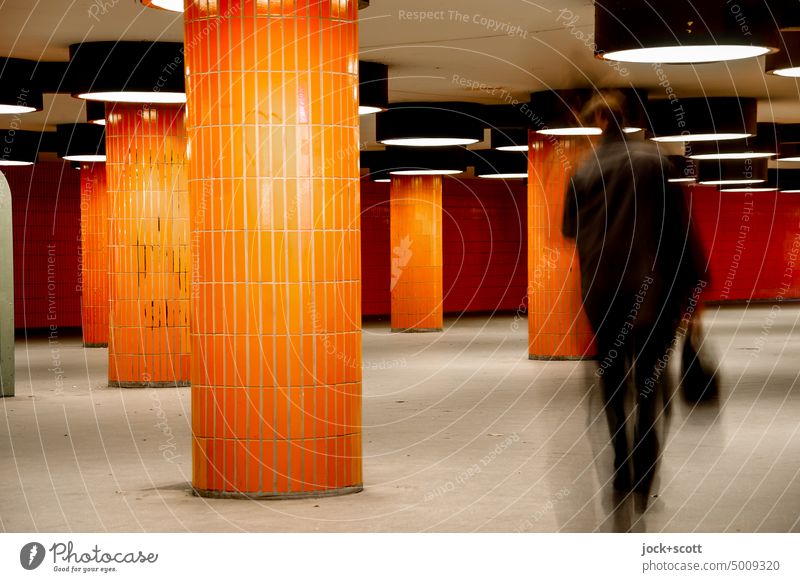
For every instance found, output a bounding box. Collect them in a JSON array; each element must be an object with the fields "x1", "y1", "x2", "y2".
[
  {"x1": 667, "y1": 155, "x2": 697, "y2": 183},
  {"x1": 85, "y1": 100, "x2": 107, "y2": 126},
  {"x1": 698, "y1": 158, "x2": 768, "y2": 185},
  {"x1": 361, "y1": 147, "x2": 467, "y2": 177},
  {"x1": 686, "y1": 123, "x2": 779, "y2": 160},
  {"x1": 359, "y1": 61, "x2": 388, "y2": 116},
  {"x1": 647, "y1": 97, "x2": 757, "y2": 143},
  {"x1": 376, "y1": 102, "x2": 485, "y2": 147},
  {"x1": 0, "y1": 129, "x2": 41, "y2": 165},
  {"x1": 490, "y1": 128, "x2": 529, "y2": 152},
  {"x1": 595, "y1": 0, "x2": 779, "y2": 64},
  {"x1": 69, "y1": 41, "x2": 185, "y2": 104},
  {"x1": 0, "y1": 58, "x2": 44, "y2": 114},
  {"x1": 766, "y1": 31, "x2": 800, "y2": 76},
  {"x1": 57, "y1": 123, "x2": 105, "y2": 163},
  {"x1": 473, "y1": 150, "x2": 528, "y2": 180},
  {"x1": 140, "y1": 0, "x2": 184, "y2": 12}
]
